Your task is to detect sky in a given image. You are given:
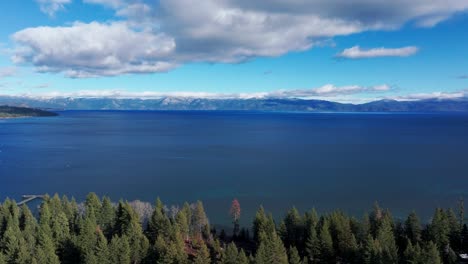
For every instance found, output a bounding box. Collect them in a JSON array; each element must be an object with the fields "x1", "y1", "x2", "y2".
[{"x1": 0, "y1": 0, "x2": 468, "y2": 103}]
